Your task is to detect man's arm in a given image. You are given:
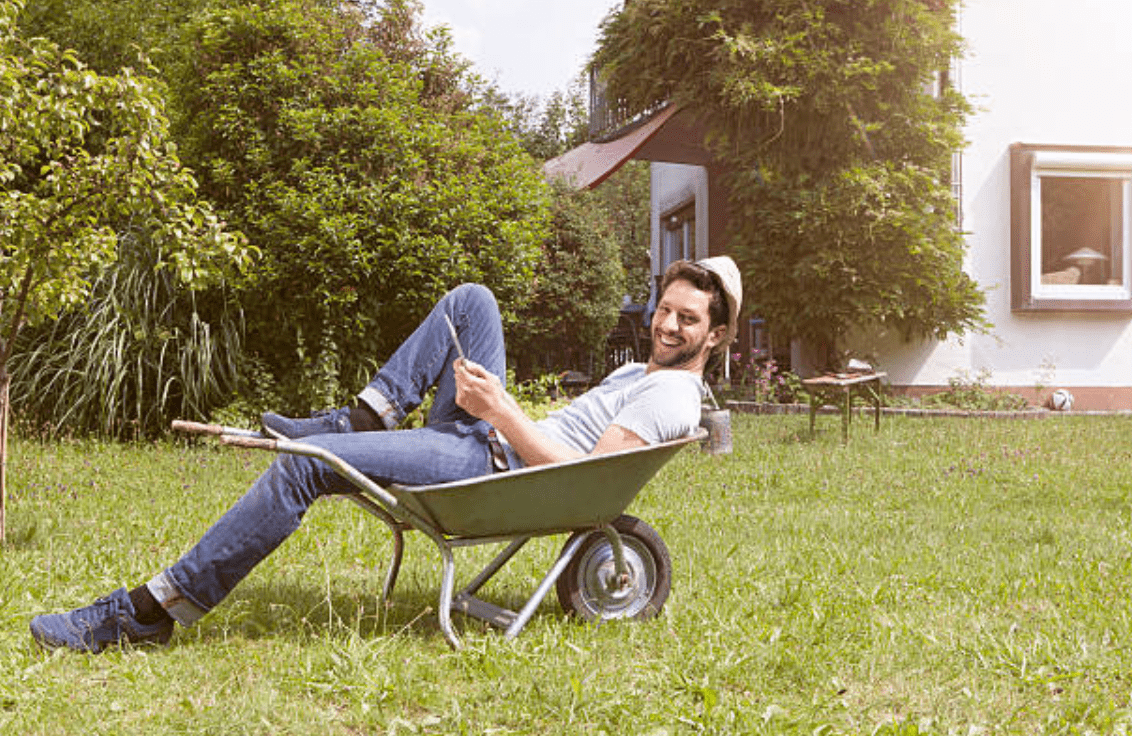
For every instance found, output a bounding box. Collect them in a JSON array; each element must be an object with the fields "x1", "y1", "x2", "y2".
[
  {"x1": 453, "y1": 360, "x2": 645, "y2": 467},
  {"x1": 591, "y1": 423, "x2": 647, "y2": 455}
]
